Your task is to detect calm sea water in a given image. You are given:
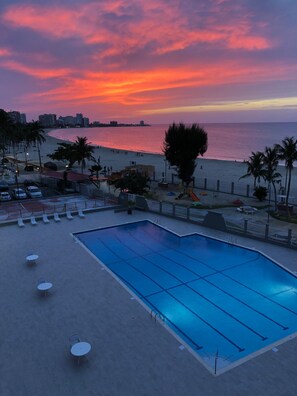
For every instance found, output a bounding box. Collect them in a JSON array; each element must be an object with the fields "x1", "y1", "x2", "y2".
[{"x1": 50, "y1": 122, "x2": 297, "y2": 162}]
